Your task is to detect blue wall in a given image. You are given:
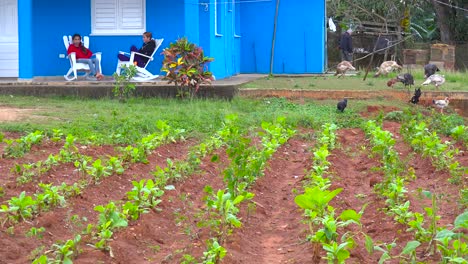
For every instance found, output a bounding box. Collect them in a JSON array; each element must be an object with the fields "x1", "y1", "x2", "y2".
[
  {"x1": 199, "y1": 0, "x2": 240, "y2": 80},
  {"x1": 22, "y1": 0, "x2": 325, "y2": 78},
  {"x1": 240, "y1": 0, "x2": 326, "y2": 74},
  {"x1": 30, "y1": 0, "x2": 185, "y2": 77}
]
